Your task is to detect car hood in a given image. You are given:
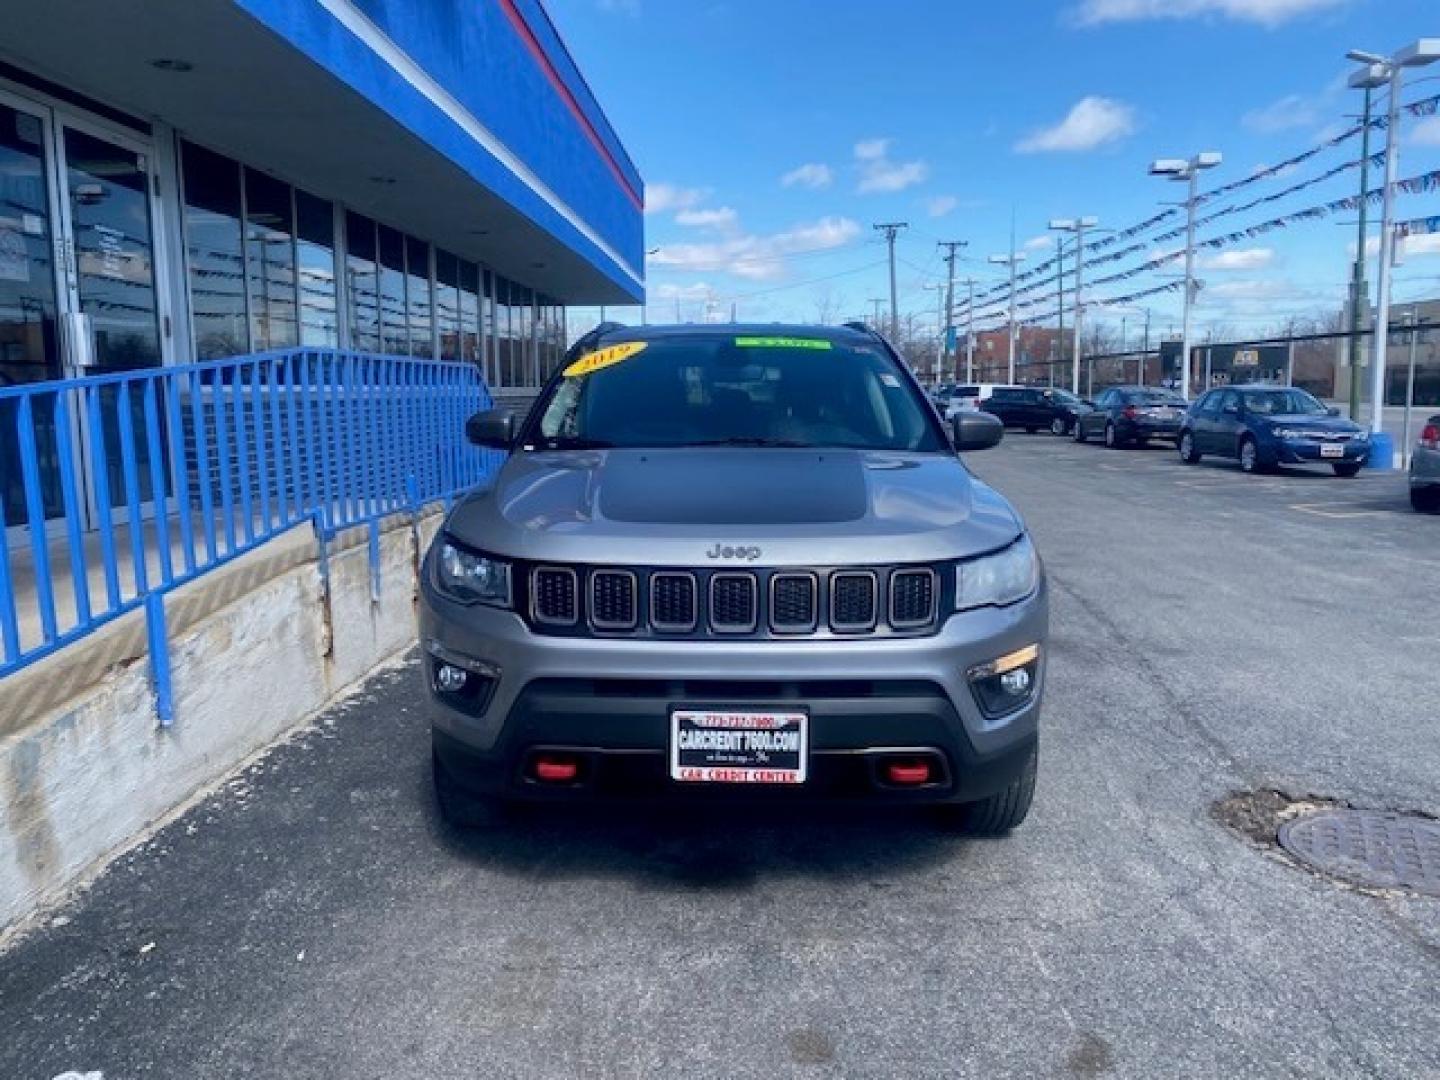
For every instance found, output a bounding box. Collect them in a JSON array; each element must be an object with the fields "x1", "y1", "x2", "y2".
[{"x1": 444, "y1": 448, "x2": 1023, "y2": 567}]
